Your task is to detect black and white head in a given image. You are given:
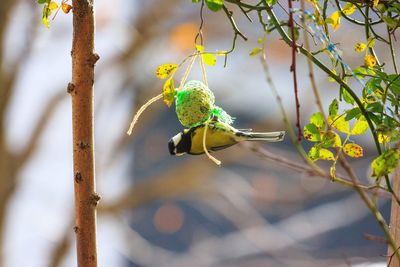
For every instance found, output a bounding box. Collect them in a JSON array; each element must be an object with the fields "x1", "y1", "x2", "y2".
[{"x1": 168, "y1": 129, "x2": 192, "y2": 156}]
